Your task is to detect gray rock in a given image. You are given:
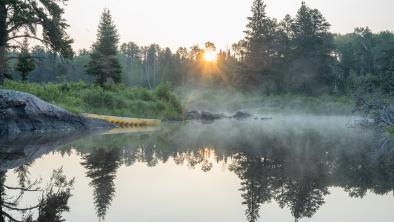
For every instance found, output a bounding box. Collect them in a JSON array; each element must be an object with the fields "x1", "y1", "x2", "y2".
[
  {"x1": 0, "y1": 90, "x2": 114, "y2": 136},
  {"x1": 186, "y1": 110, "x2": 260, "y2": 121},
  {"x1": 200, "y1": 111, "x2": 227, "y2": 121},
  {"x1": 233, "y1": 111, "x2": 253, "y2": 119},
  {"x1": 186, "y1": 110, "x2": 201, "y2": 120}
]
